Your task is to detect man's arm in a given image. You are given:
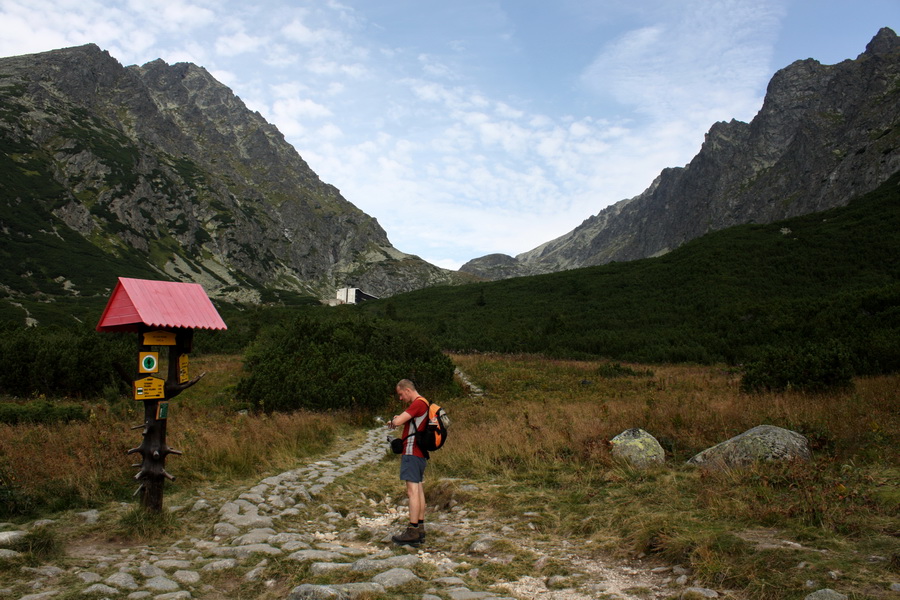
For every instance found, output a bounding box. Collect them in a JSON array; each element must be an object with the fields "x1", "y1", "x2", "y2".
[
  {"x1": 389, "y1": 398, "x2": 427, "y2": 429},
  {"x1": 389, "y1": 411, "x2": 412, "y2": 429}
]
